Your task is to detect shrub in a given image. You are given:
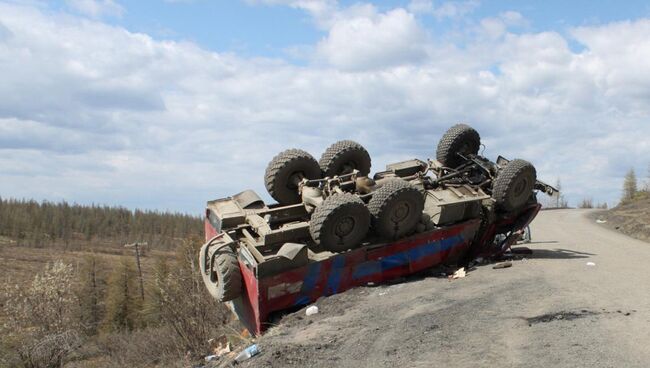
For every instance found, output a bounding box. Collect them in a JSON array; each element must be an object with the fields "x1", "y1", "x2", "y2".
[{"x1": 1, "y1": 261, "x2": 83, "y2": 368}]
